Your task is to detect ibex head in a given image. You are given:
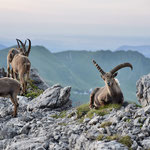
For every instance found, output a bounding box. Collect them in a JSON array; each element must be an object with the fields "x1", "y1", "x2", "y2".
[
  {"x1": 92, "y1": 60, "x2": 133, "y2": 87},
  {"x1": 16, "y1": 39, "x2": 31, "y2": 56}
]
